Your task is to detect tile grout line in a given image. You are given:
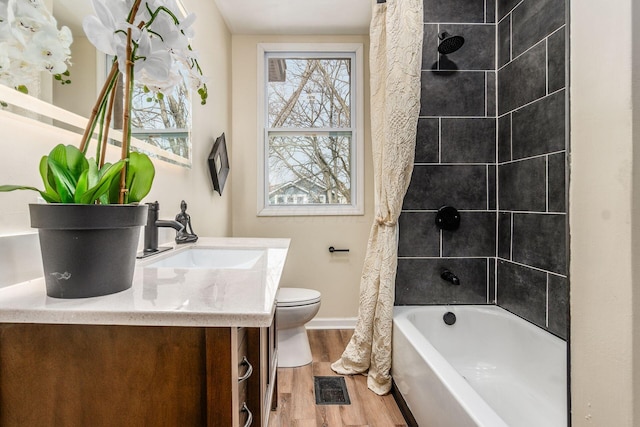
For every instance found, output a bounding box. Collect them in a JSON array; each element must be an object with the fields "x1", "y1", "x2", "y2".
[
  {"x1": 545, "y1": 37, "x2": 549, "y2": 95},
  {"x1": 546, "y1": 155, "x2": 549, "y2": 212},
  {"x1": 438, "y1": 117, "x2": 442, "y2": 163},
  {"x1": 496, "y1": 87, "x2": 566, "y2": 119},
  {"x1": 546, "y1": 273, "x2": 550, "y2": 328},
  {"x1": 497, "y1": 24, "x2": 566, "y2": 73},
  {"x1": 510, "y1": 212, "x2": 514, "y2": 261}
]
